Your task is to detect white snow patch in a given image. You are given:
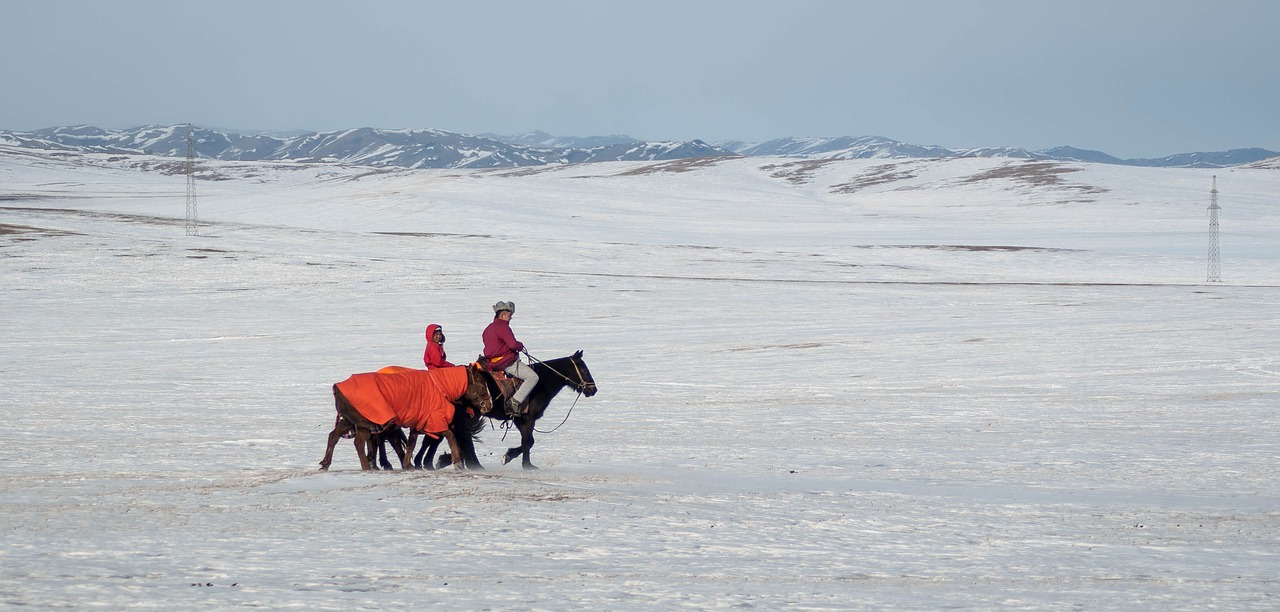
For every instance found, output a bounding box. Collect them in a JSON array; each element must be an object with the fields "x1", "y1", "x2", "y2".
[{"x1": 2, "y1": 149, "x2": 1279, "y2": 608}]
